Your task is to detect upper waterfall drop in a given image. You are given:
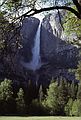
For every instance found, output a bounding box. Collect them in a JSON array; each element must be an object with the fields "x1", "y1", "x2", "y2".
[
  {"x1": 29, "y1": 20, "x2": 42, "y2": 70},
  {"x1": 21, "y1": 20, "x2": 42, "y2": 71}
]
